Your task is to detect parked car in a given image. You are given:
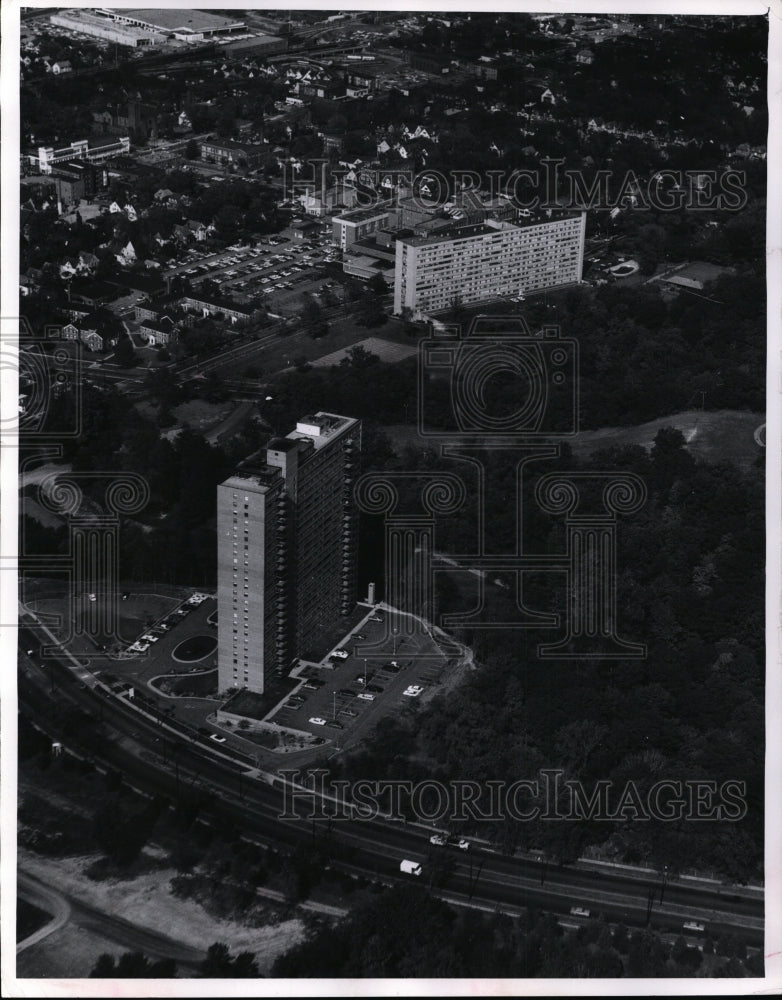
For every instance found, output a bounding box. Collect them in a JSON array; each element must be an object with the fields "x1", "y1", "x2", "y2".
[
  {"x1": 330, "y1": 649, "x2": 349, "y2": 660},
  {"x1": 309, "y1": 717, "x2": 327, "y2": 726},
  {"x1": 209, "y1": 733, "x2": 227, "y2": 743},
  {"x1": 357, "y1": 693, "x2": 375, "y2": 702},
  {"x1": 570, "y1": 907, "x2": 591, "y2": 918}
]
